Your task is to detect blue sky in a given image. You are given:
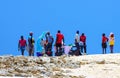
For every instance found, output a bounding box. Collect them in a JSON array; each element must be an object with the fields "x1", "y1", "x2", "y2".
[{"x1": 0, "y1": 0, "x2": 120, "y2": 56}]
